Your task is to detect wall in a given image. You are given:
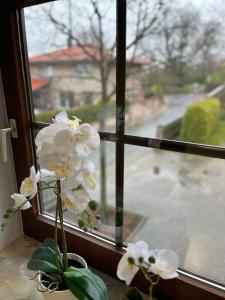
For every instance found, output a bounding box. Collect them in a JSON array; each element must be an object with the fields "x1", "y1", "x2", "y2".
[{"x1": 0, "y1": 72, "x2": 23, "y2": 250}]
